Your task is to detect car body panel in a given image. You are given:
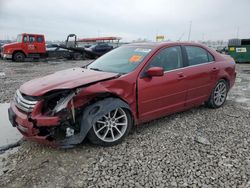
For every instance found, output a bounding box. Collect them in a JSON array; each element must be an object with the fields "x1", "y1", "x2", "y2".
[
  {"x1": 2, "y1": 42, "x2": 23, "y2": 56},
  {"x1": 184, "y1": 62, "x2": 217, "y2": 107},
  {"x1": 137, "y1": 69, "x2": 188, "y2": 122},
  {"x1": 20, "y1": 68, "x2": 119, "y2": 96}
]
